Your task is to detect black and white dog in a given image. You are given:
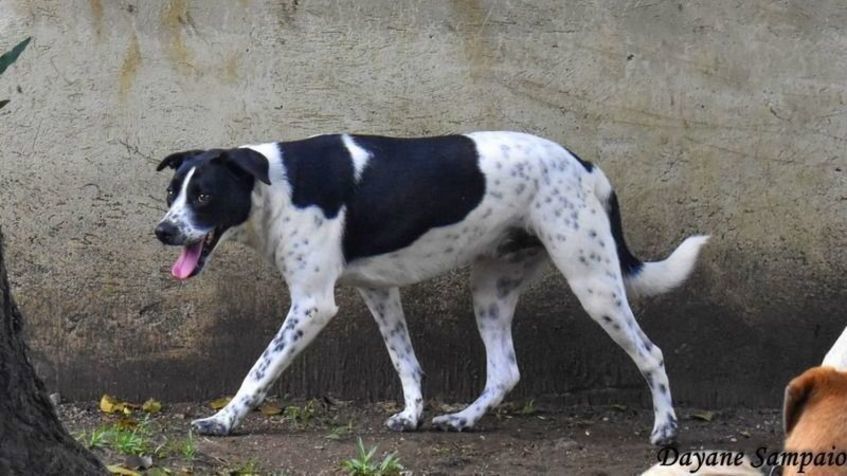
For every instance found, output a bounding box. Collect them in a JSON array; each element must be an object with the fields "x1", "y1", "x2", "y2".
[{"x1": 154, "y1": 131, "x2": 708, "y2": 445}]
